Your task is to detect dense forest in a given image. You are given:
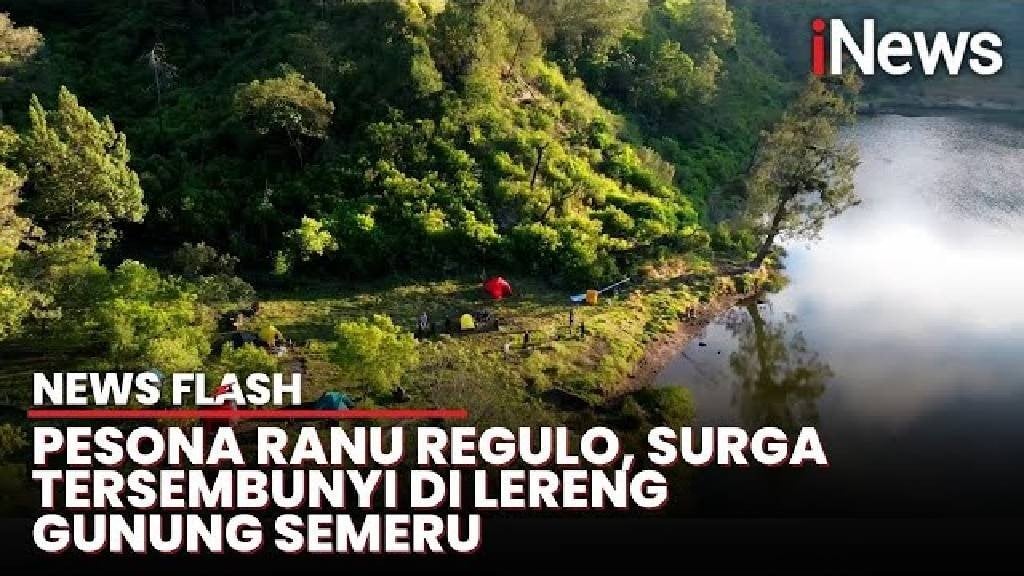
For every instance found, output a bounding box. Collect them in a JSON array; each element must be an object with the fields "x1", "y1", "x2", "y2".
[
  {"x1": 0, "y1": 1, "x2": 869, "y2": 400},
  {"x1": 2, "y1": 0, "x2": 788, "y2": 284}
]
